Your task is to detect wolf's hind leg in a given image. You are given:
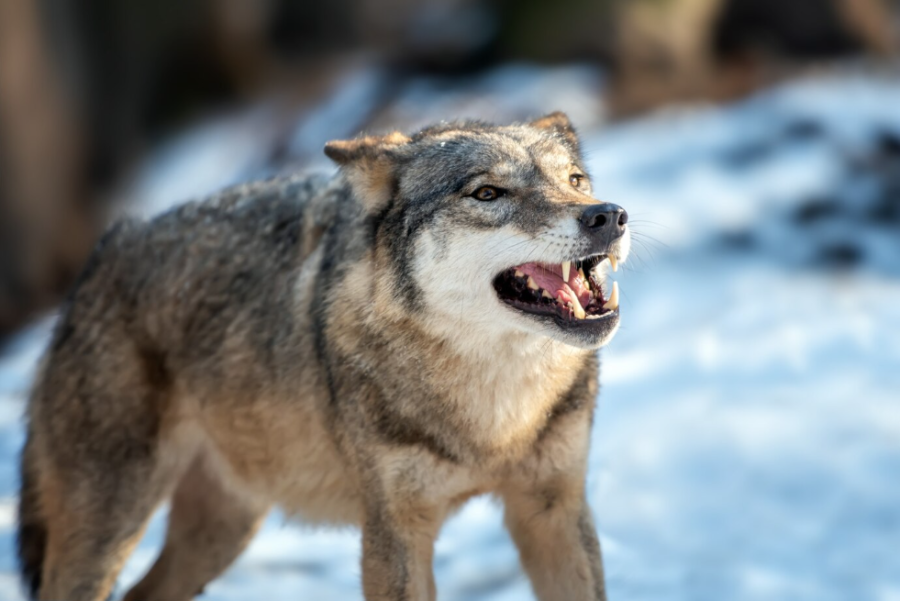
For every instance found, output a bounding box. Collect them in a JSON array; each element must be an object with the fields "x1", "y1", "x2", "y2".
[
  {"x1": 31, "y1": 349, "x2": 185, "y2": 601},
  {"x1": 36, "y1": 450, "x2": 175, "y2": 601},
  {"x1": 123, "y1": 453, "x2": 269, "y2": 601}
]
